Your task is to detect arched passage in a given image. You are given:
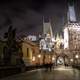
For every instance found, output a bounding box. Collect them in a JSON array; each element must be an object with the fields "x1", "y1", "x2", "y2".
[
  {"x1": 55, "y1": 54, "x2": 69, "y2": 66},
  {"x1": 56, "y1": 56, "x2": 64, "y2": 65}
]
